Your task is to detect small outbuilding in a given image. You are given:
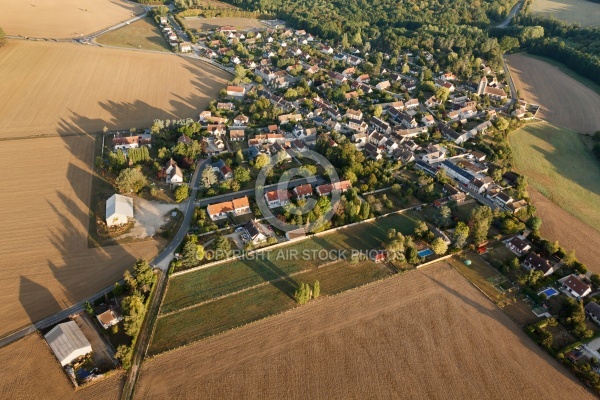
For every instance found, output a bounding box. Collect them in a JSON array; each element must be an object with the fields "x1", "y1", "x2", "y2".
[
  {"x1": 45, "y1": 321, "x2": 92, "y2": 367},
  {"x1": 106, "y1": 194, "x2": 134, "y2": 227}
]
